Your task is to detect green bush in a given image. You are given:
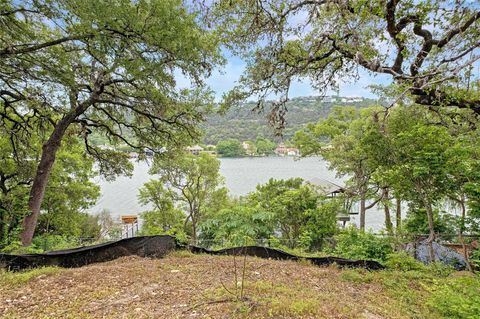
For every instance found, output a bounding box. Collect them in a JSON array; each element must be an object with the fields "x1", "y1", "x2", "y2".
[
  {"x1": 0, "y1": 241, "x2": 43, "y2": 254},
  {"x1": 470, "y1": 248, "x2": 480, "y2": 270},
  {"x1": 385, "y1": 252, "x2": 426, "y2": 271},
  {"x1": 426, "y1": 276, "x2": 480, "y2": 319},
  {"x1": 32, "y1": 235, "x2": 93, "y2": 251},
  {"x1": 424, "y1": 262, "x2": 455, "y2": 277},
  {"x1": 0, "y1": 267, "x2": 61, "y2": 288},
  {"x1": 332, "y1": 227, "x2": 393, "y2": 261}
]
